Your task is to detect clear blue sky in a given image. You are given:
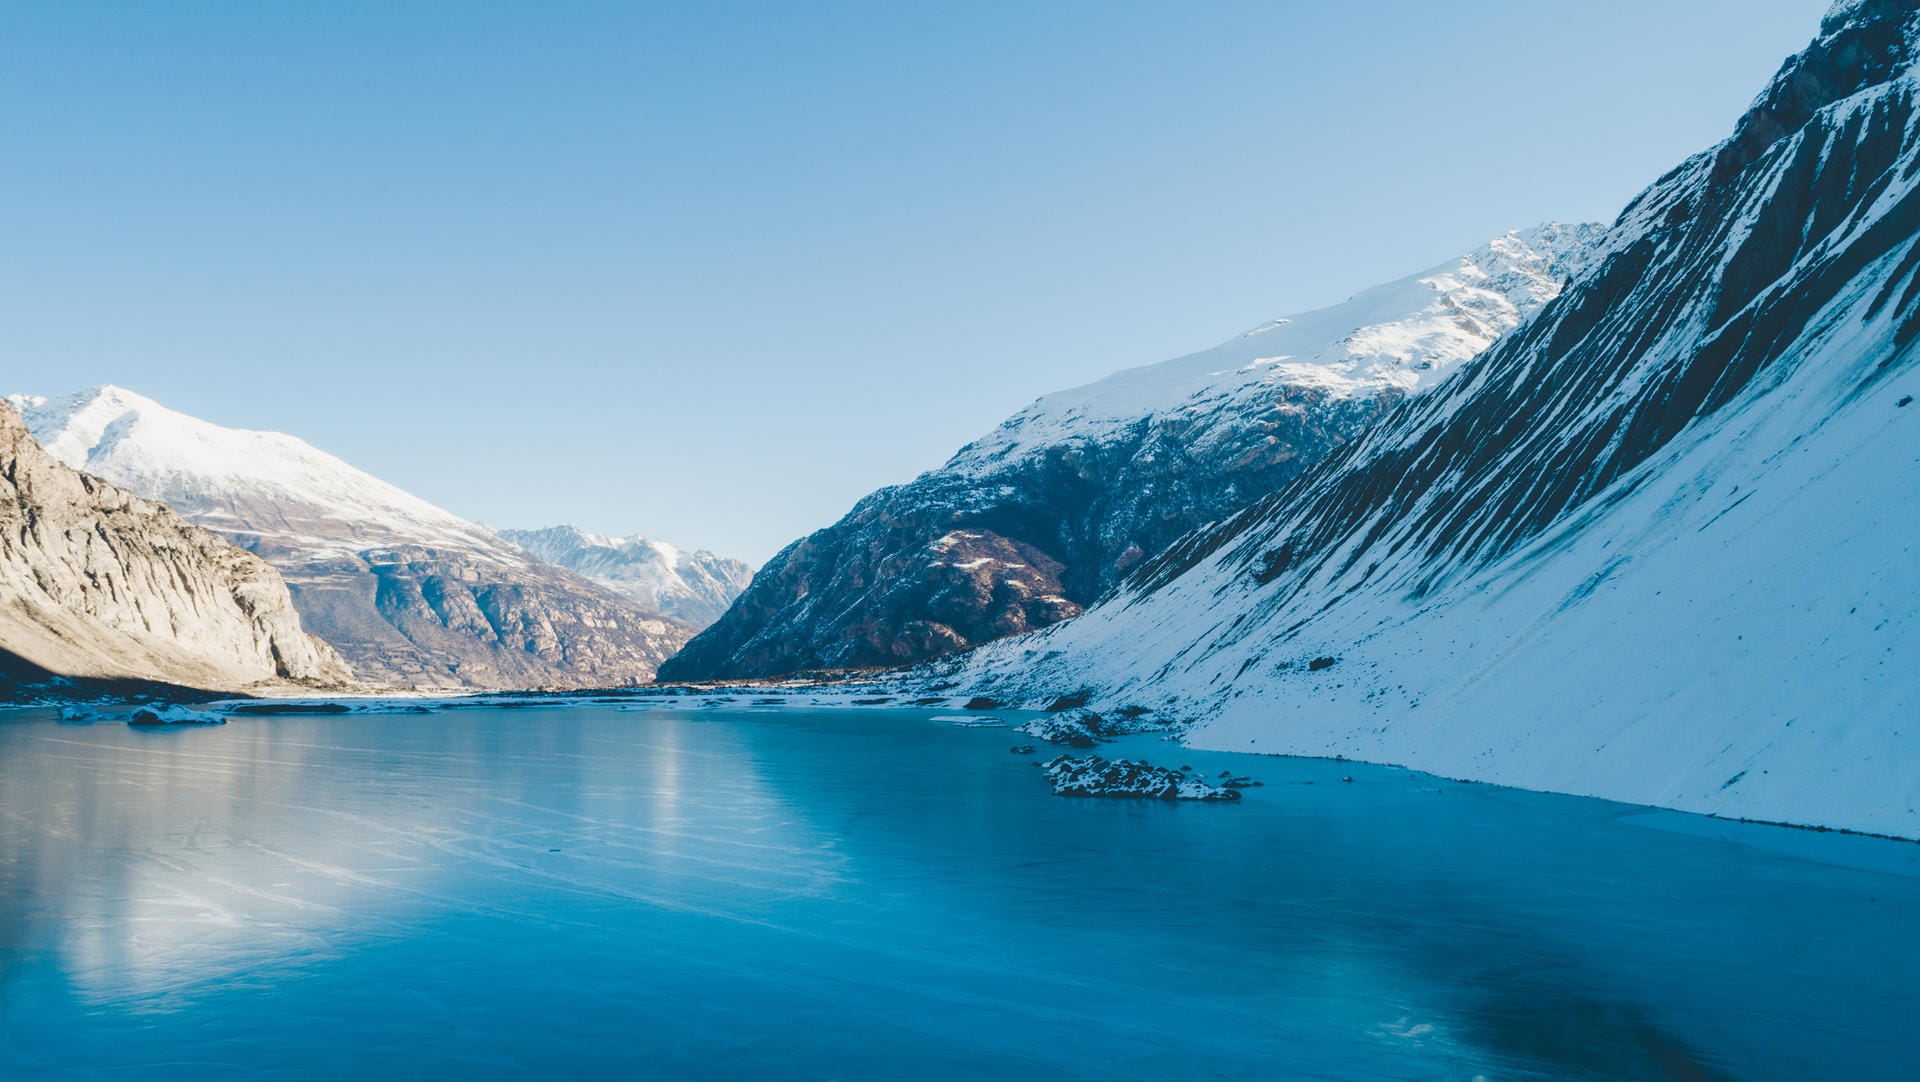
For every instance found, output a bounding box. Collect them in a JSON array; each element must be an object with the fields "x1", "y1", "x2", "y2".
[{"x1": 1, "y1": 1, "x2": 1827, "y2": 563}]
